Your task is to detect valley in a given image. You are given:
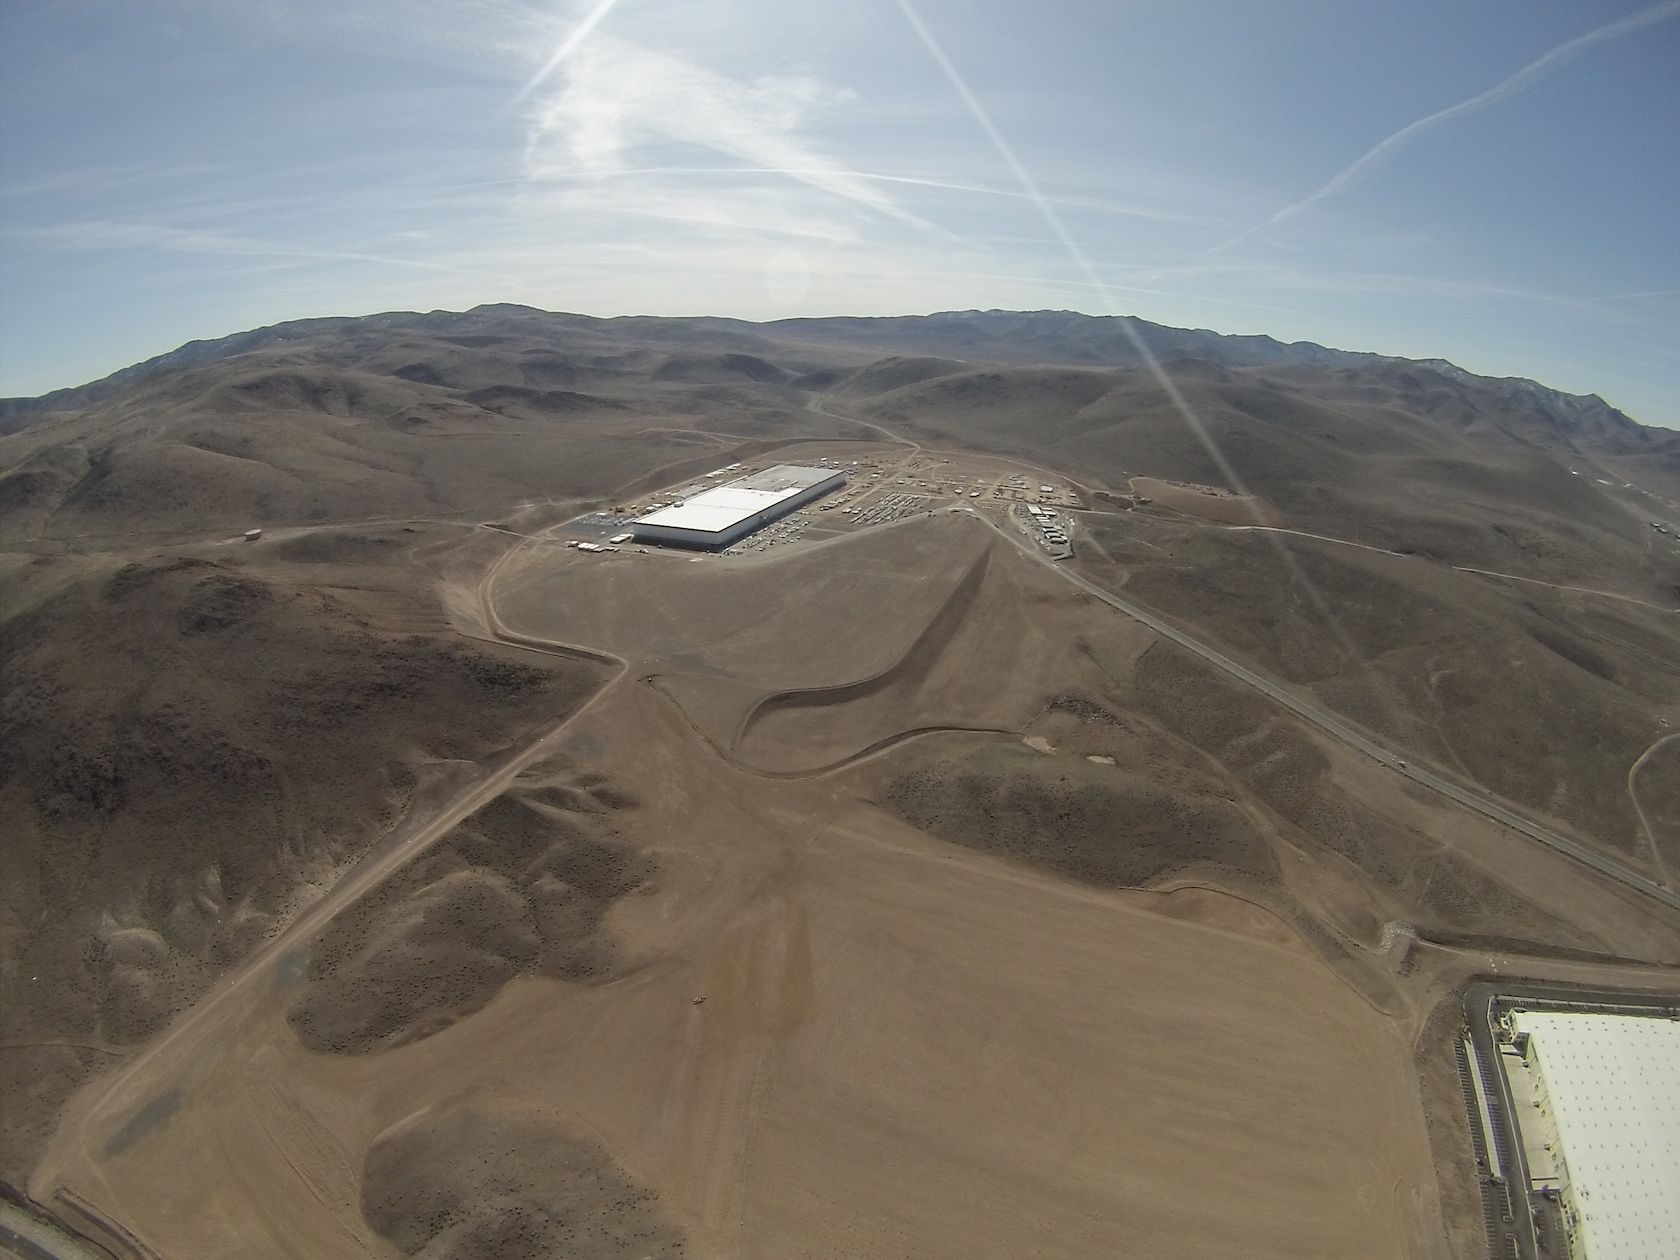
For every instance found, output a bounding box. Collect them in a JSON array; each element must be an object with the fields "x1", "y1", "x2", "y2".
[{"x1": 2, "y1": 307, "x2": 1677, "y2": 1259}]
